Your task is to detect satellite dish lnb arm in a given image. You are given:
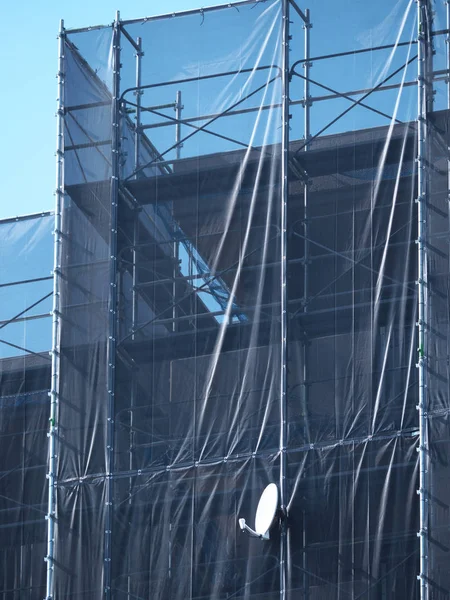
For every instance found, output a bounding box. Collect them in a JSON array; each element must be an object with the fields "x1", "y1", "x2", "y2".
[{"x1": 238, "y1": 518, "x2": 270, "y2": 540}]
